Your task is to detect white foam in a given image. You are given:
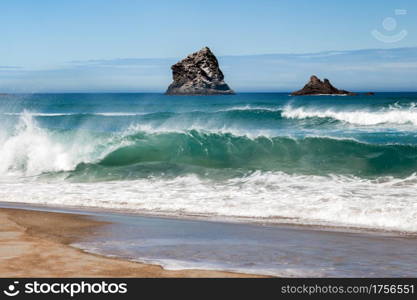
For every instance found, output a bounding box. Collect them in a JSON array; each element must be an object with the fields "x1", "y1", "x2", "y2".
[
  {"x1": 0, "y1": 112, "x2": 75, "y2": 176},
  {"x1": 282, "y1": 103, "x2": 417, "y2": 126},
  {"x1": 92, "y1": 112, "x2": 147, "y2": 116},
  {"x1": 0, "y1": 112, "x2": 120, "y2": 177},
  {"x1": 215, "y1": 105, "x2": 280, "y2": 112},
  {"x1": 2, "y1": 172, "x2": 417, "y2": 233}
]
